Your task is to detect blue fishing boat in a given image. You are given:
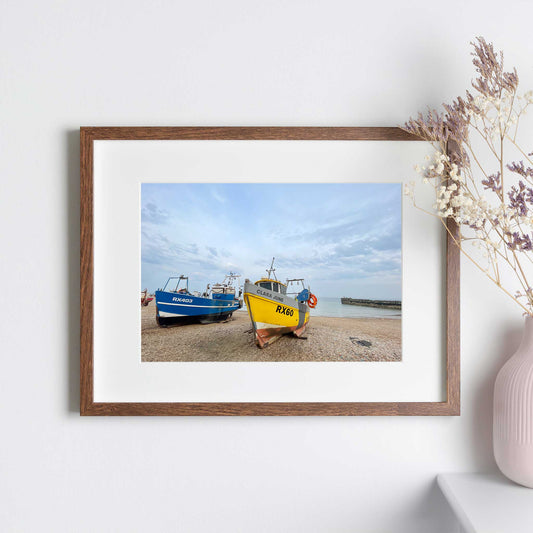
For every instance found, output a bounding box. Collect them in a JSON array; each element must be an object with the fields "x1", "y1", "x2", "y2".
[{"x1": 155, "y1": 273, "x2": 242, "y2": 326}]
